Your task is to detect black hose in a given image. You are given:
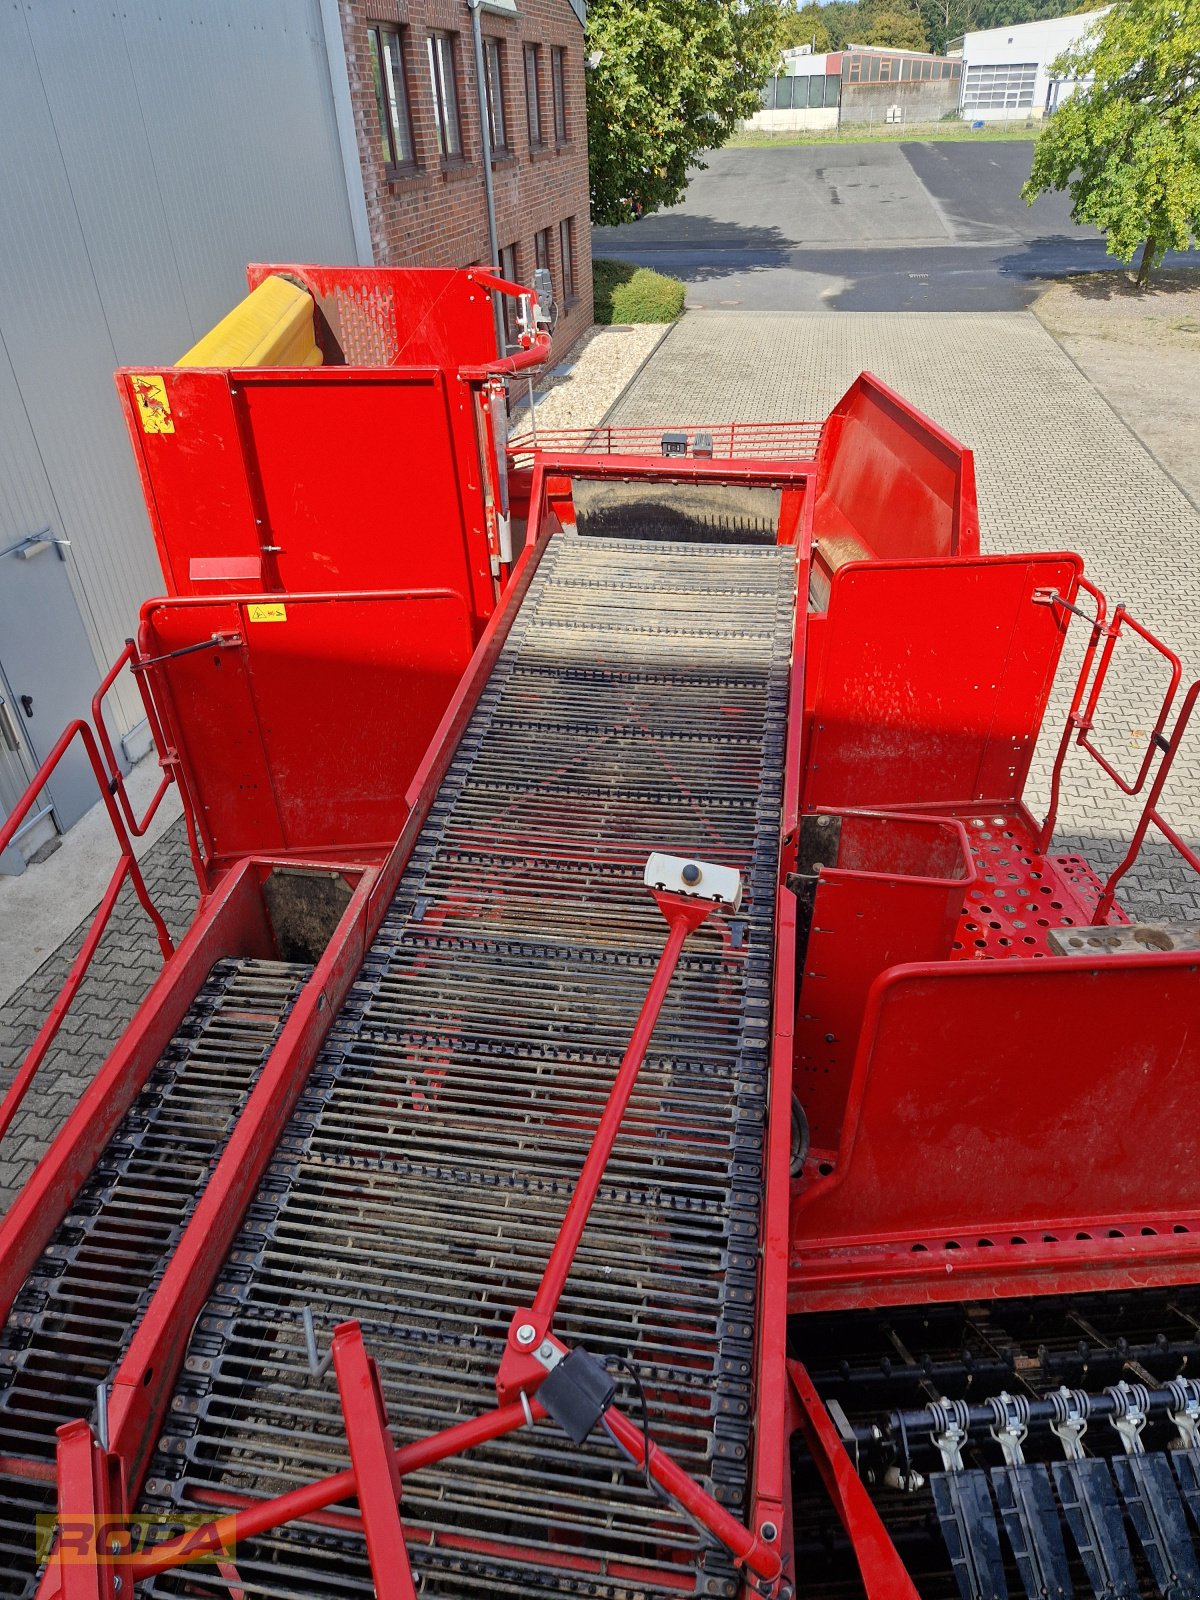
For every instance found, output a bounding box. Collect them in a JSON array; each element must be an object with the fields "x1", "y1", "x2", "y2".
[{"x1": 790, "y1": 1093, "x2": 811, "y2": 1177}]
